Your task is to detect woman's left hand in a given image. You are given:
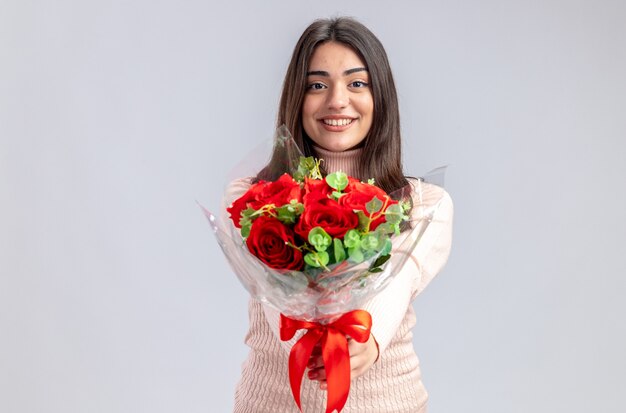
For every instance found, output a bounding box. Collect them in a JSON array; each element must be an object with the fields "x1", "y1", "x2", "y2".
[{"x1": 306, "y1": 334, "x2": 379, "y2": 390}]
